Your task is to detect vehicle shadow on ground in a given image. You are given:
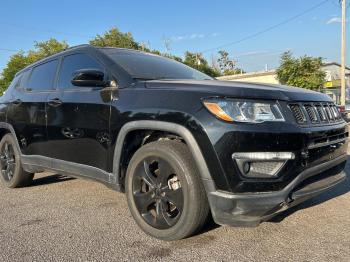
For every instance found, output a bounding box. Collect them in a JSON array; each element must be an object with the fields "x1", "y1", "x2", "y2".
[
  {"x1": 29, "y1": 174, "x2": 75, "y2": 187},
  {"x1": 269, "y1": 156, "x2": 350, "y2": 223},
  {"x1": 197, "y1": 216, "x2": 220, "y2": 235}
]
